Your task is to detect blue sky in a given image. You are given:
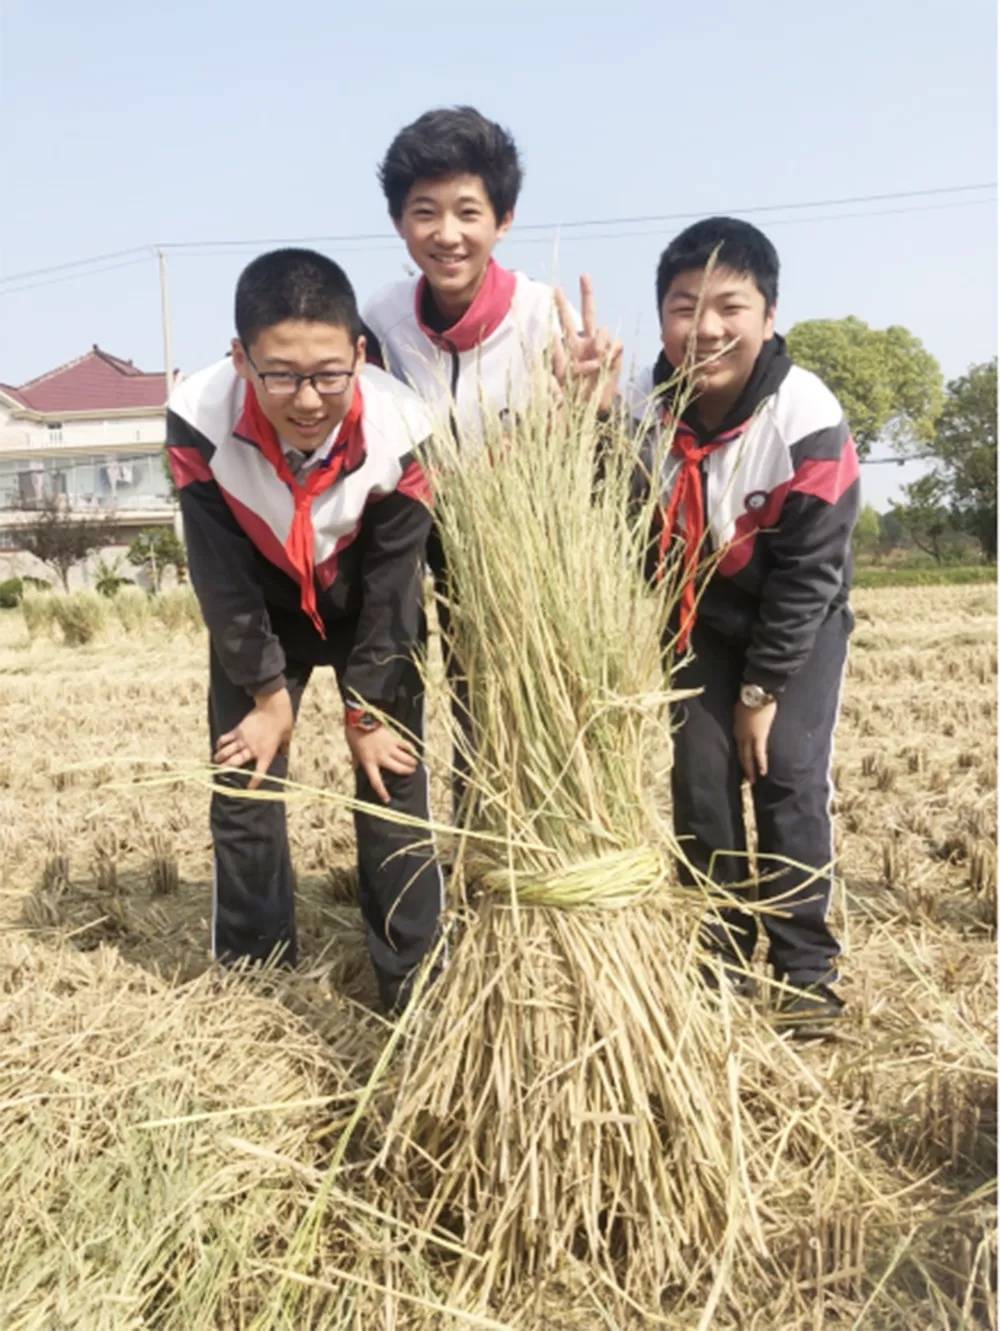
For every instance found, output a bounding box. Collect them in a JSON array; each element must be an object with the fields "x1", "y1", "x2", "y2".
[{"x1": 1, "y1": 0, "x2": 995, "y2": 508}]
